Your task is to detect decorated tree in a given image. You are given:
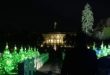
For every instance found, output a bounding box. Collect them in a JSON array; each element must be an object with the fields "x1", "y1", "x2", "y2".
[
  {"x1": 27, "y1": 46, "x2": 33, "y2": 59},
  {"x1": 0, "y1": 55, "x2": 5, "y2": 74},
  {"x1": 92, "y1": 42, "x2": 96, "y2": 51},
  {"x1": 12, "y1": 46, "x2": 19, "y2": 65},
  {"x1": 82, "y1": 3, "x2": 94, "y2": 35},
  {"x1": 36, "y1": 48, "x2": 40, "y2": 57},
  {"x1": 19, "y1": 46, "x2": 26, "y2": 62},
  {"x1": 24, "y1": 47, "x2": 28, "y2": 60},
  {"x1": 2, "y1": 43, "x2": 14, "y2": 73},
  {"x1": 12, "y1": 45, "x2": 19, "y2": 70}
]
